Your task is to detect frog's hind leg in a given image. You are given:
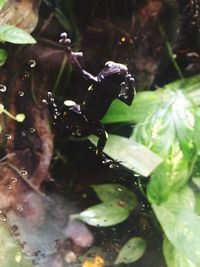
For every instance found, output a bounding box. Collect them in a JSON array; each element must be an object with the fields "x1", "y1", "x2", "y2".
[{"x1": 91, "y1": 121, "x2": 120, "y2": 166}]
